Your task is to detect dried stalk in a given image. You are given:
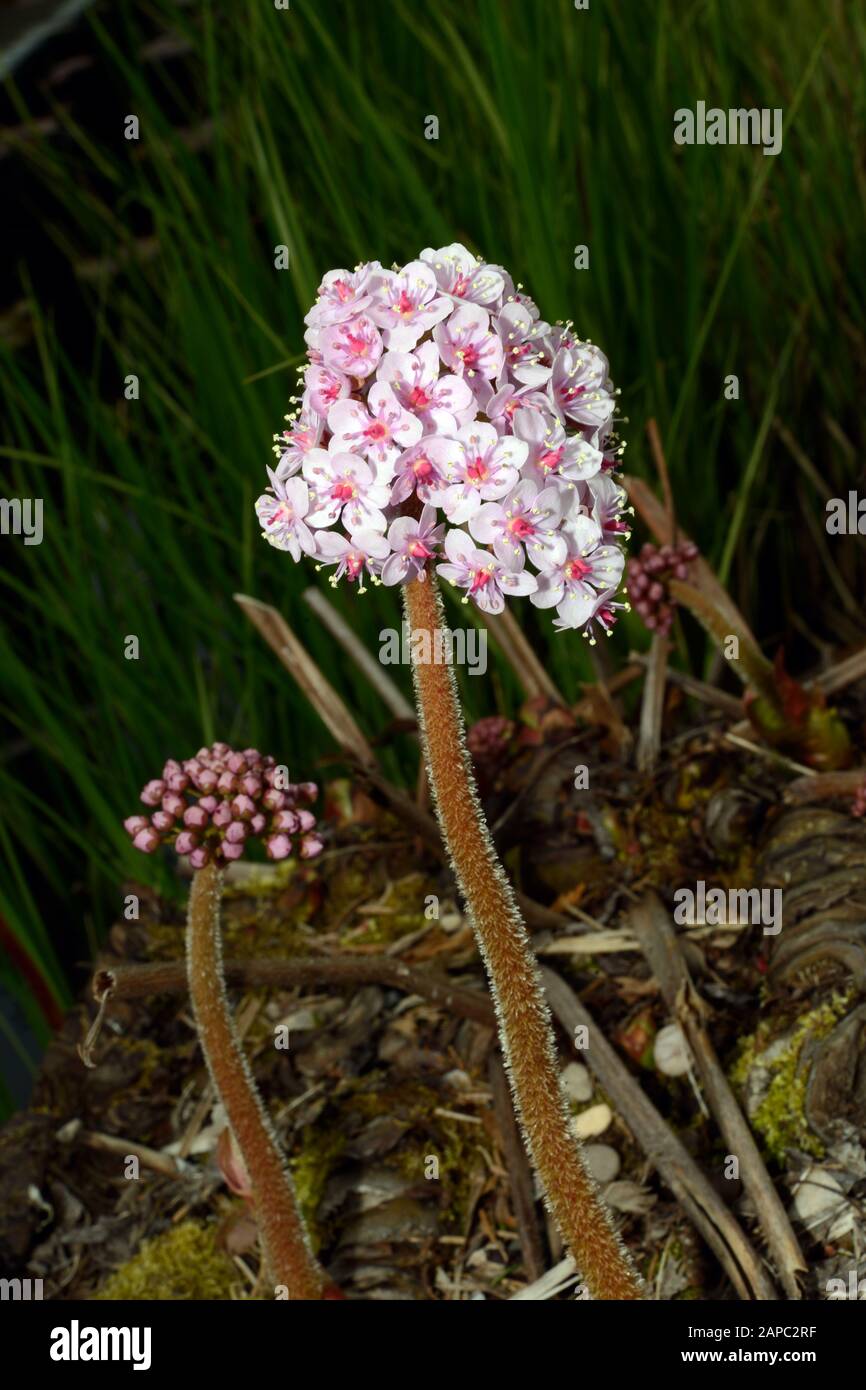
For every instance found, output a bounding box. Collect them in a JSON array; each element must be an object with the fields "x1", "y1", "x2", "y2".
[
  {"x1": 629, "y1": 892, "x2": 806, "y2": 1299},
  {"x1": 302, "y1": 586, "x2": 416, "y2": 726},
  {"x1": 636, "y1": 633, "x2": 669, "y2": 771},
  {"x1": 479, "y1": 604, "x2": 565, "y2": 704},
  {"x1": 91, "y1": 954, "x2": 495, "y2": 1027},
  {"x1": 403, "y1": 573, "x2": 643, "y2": 1300},
  {"x1": 234, "y1": 592, "x2": 376, "y2": 766}
]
